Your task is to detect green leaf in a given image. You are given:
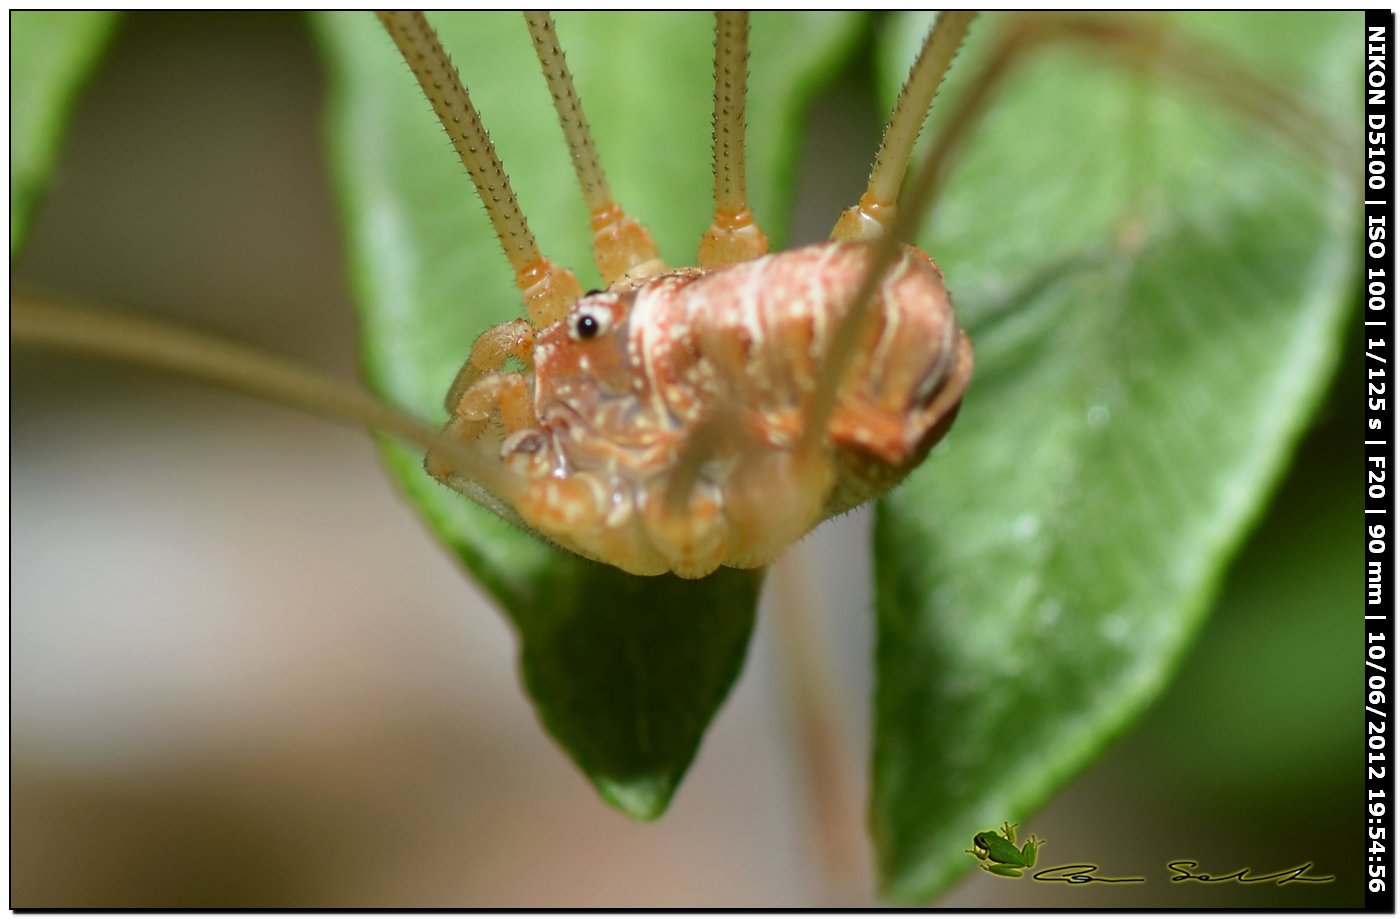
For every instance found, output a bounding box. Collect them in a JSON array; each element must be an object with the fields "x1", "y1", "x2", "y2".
[
  {"x1": 1127, "y1": 367, "x2": 1360, "y2": 810},
  {"x1": 313, "y1": 12, "x2": 861, "y2": 818},
  {"x1": 871, "y1": 12, "x2": 1358, "y2": 901},
  {"x1": 11, "y1": 11, "x2": 119, "y2": 253}
]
